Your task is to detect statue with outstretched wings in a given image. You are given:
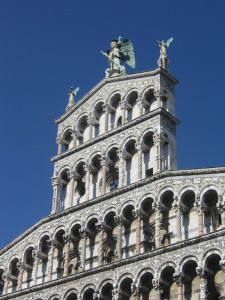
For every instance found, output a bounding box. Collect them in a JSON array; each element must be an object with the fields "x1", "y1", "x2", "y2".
[
  {"x1": 119, "y1": 38, "x2": 136, "y2": 69},
  {"x1": 101, "y1": 37, "x2": 135, "y2": 78},
  {"x1": 157, "y1": 37, "x2": 174, "y2": 71}
]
